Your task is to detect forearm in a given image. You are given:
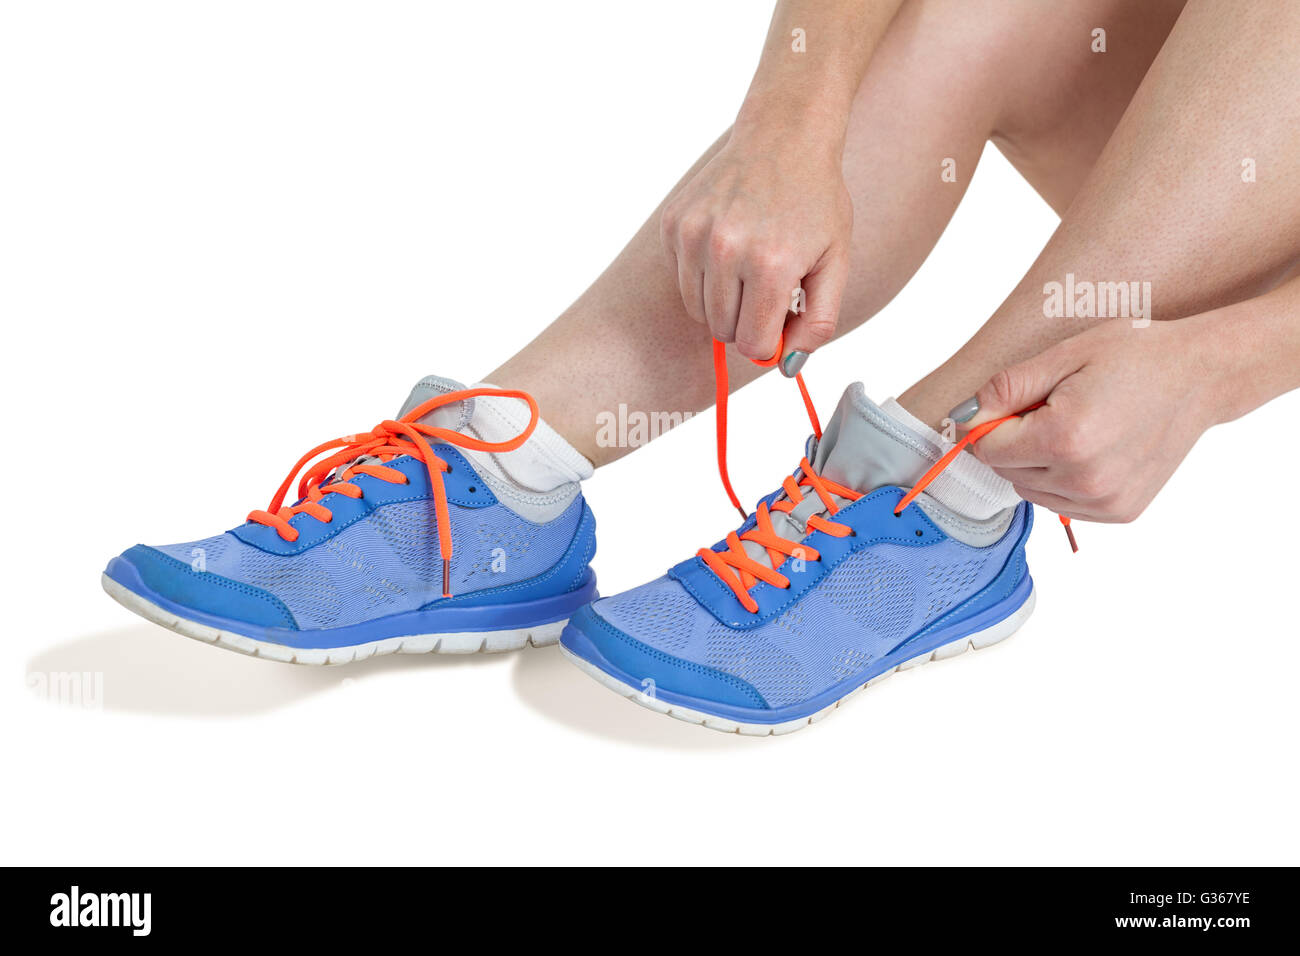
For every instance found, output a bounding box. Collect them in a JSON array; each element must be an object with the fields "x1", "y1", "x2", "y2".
[
  {"x1": 1200, "y1": 275, "x2": 1300, "y2": 426},
  {"x1": 734, "y1": 0, "x2": 903, "y2": 158}
]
